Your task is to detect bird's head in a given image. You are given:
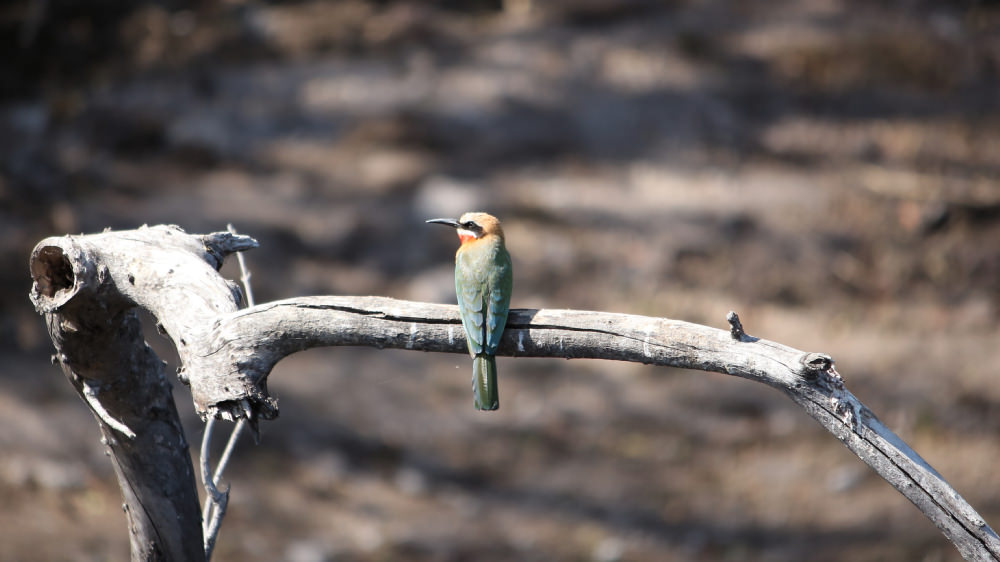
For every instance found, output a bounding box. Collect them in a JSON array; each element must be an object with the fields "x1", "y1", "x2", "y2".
[{"x1": 427, "y1": 212, "x2": 505, "y2": 244}]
